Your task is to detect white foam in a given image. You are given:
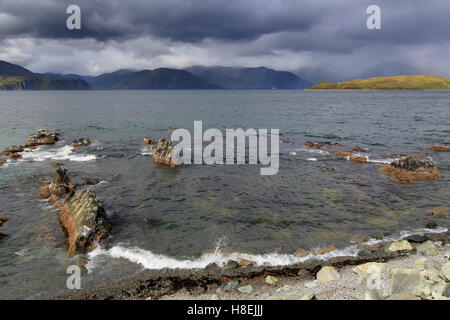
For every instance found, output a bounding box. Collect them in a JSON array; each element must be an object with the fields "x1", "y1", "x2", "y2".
[
  {"x1": 367, "y1": 157, "x2": 399, "y2": 164},
  {"x1": 141, "y1": 147, "x2": 153, "y2": 156},
  {"x1": 296, "y1": 147, "x2": 330, "y2": 155},
  {"x1": 20, "y1": 145, "x2": 96, "y2": 162},
  {"x1": 306, "y1": 158, "x2": 318, "y2": 161},
  {"x1": 86, "y1": 226, "x2": 448, "y2": 272},
  {"x1": 289, "y1": 152, "x2": 297, "y2": 156}
]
